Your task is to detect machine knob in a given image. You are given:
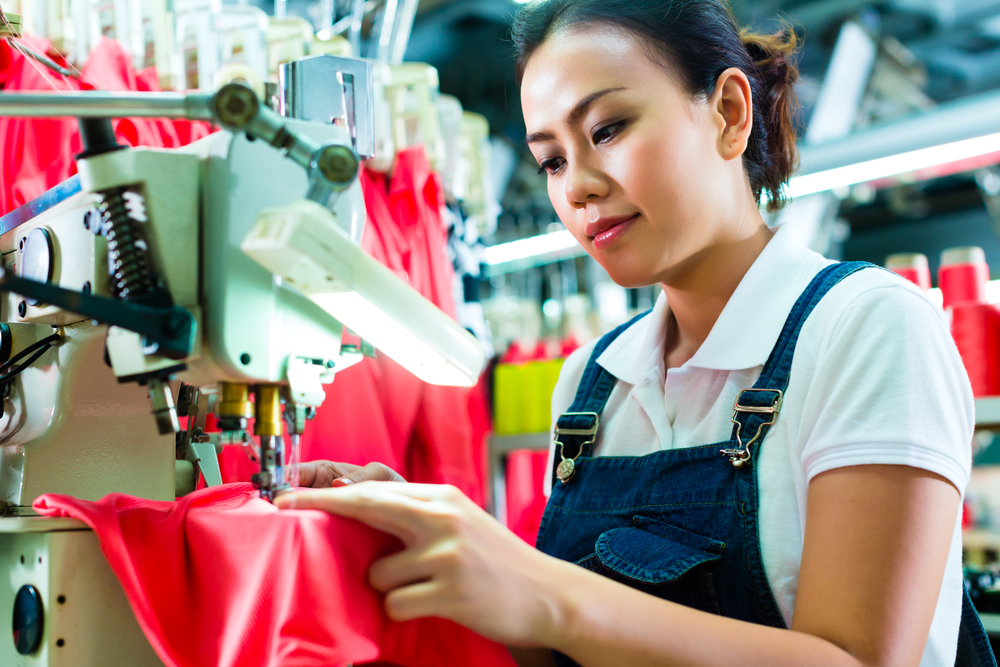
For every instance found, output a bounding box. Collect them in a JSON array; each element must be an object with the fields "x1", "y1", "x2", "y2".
[
  {"x1": 12, "y1": 584, "x2": 43, "y2": 655},
  {"x1": 18, "y1": 228, "x2": 53, "y2": 306}
]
